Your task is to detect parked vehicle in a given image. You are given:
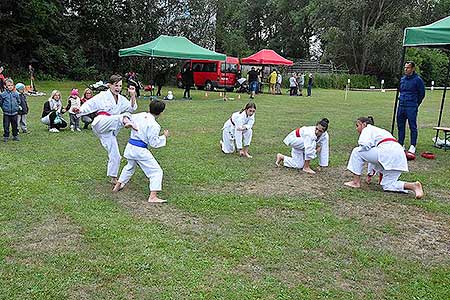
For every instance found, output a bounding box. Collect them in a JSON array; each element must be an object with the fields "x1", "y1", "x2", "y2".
[{"x1": 176, "y1": 57, "x2": 240, "y2": 91}]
